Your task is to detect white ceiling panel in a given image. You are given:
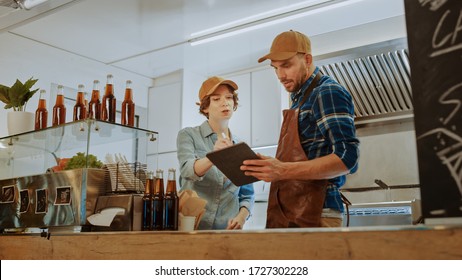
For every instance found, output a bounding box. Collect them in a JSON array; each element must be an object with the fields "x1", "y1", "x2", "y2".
[
  {"x1": 112, "y1": 43, "x2": 185, "y2": 78},
  {"x1": 0, "y1": 0, "x2": 407, "y2": 79},
  {"x1": 0, "y1": 0, "x2": 77, "y2": 32},
  {"x1": 9, "y1": 0, "x2": 188, "y2": 63}
]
